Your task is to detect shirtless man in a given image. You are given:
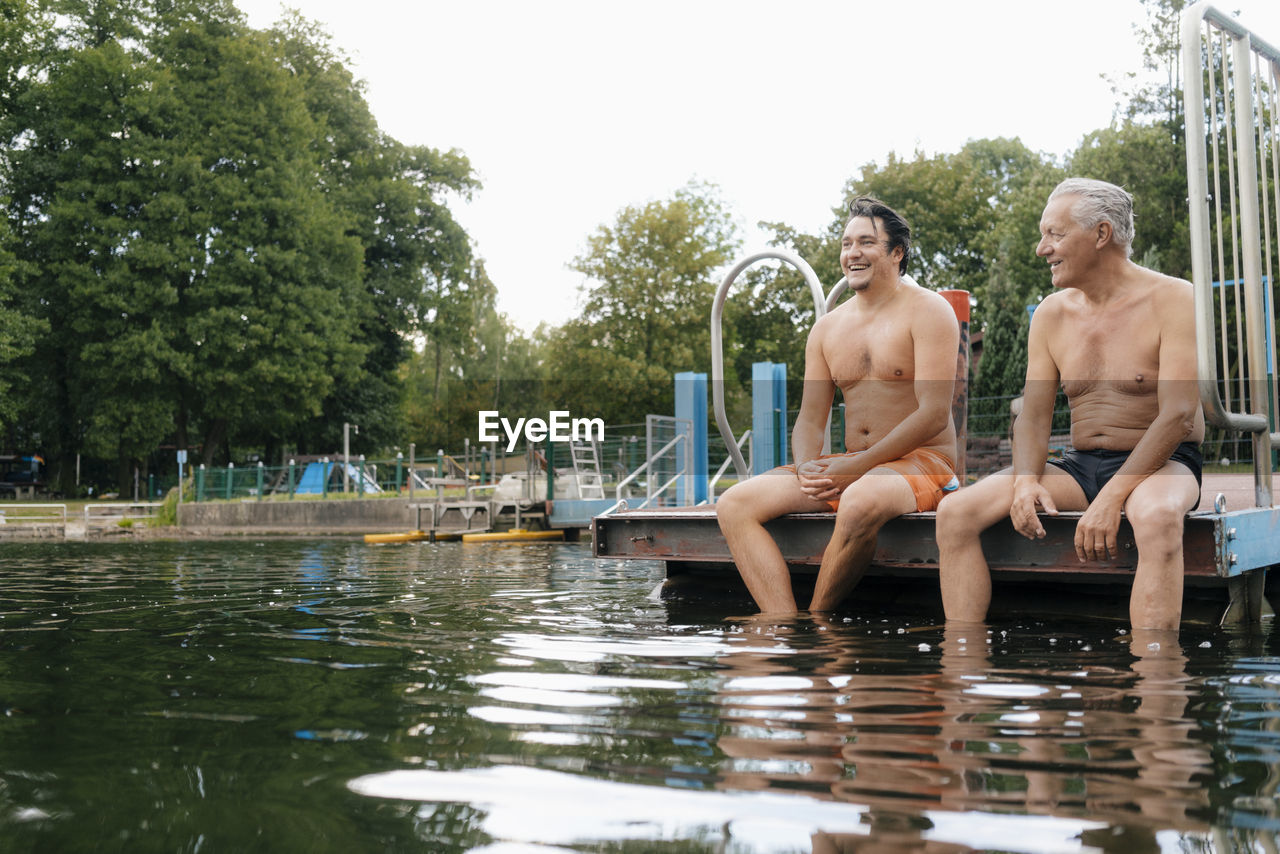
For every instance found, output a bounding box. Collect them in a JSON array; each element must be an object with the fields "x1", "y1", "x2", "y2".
[
  {"x1": 716, "y1": 197, "x2": 960, "y2": 615},
  {"x1": 937, "y1": 178, "x2": 1204, "y2": 632}
]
